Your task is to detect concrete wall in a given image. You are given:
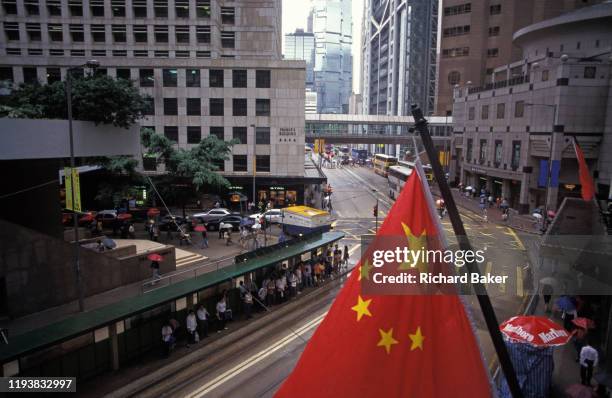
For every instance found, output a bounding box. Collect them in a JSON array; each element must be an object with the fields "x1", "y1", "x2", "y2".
[
  {"x1": 0, "y1": 118, "x2": 141, "y2": 160},
  {"x1": 0, "y1": 219, "x2": 175, "y2": 318}
]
